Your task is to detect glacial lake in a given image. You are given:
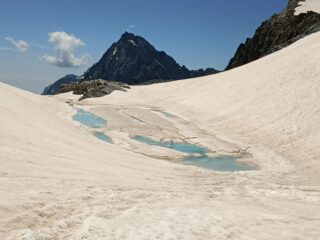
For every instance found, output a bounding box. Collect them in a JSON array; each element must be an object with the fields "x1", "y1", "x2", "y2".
[
  {"x1": 73, "y1": 109, "x2": 255, "y2": 171},
  {"x1": 132, "y1": 135, "x2": 255, "y2": 172},
  {"x1": 183, "y1": 155, "x2": 255, "y2": 172},
  {"x1": 93, "y1": 131, "x2": 113, "y2": 143},
  {"x1": 73, "y1": 109, "x2": 113, "y2": 143},
  {"x1": 132, "y1": 135, "x2": 207, "y2": 155},
  {"x1": 72, "y1": 109, "x2": 107, "y2": 128}
]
